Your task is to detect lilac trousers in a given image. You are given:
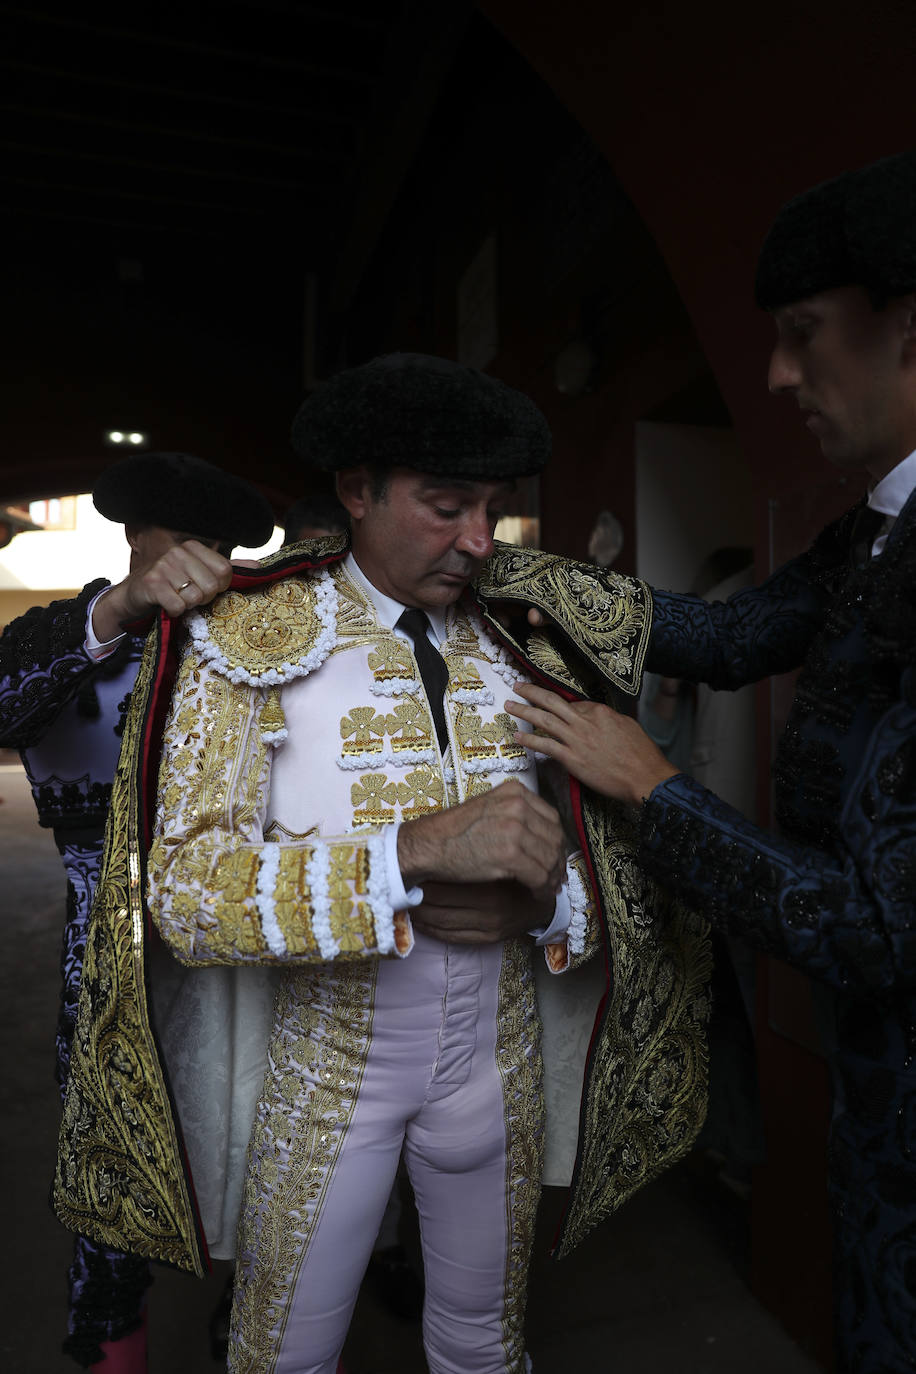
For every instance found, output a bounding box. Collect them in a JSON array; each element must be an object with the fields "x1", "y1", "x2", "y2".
[{"x1": 230, "y1": 934, "x2": 543, "y2": 1374}]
